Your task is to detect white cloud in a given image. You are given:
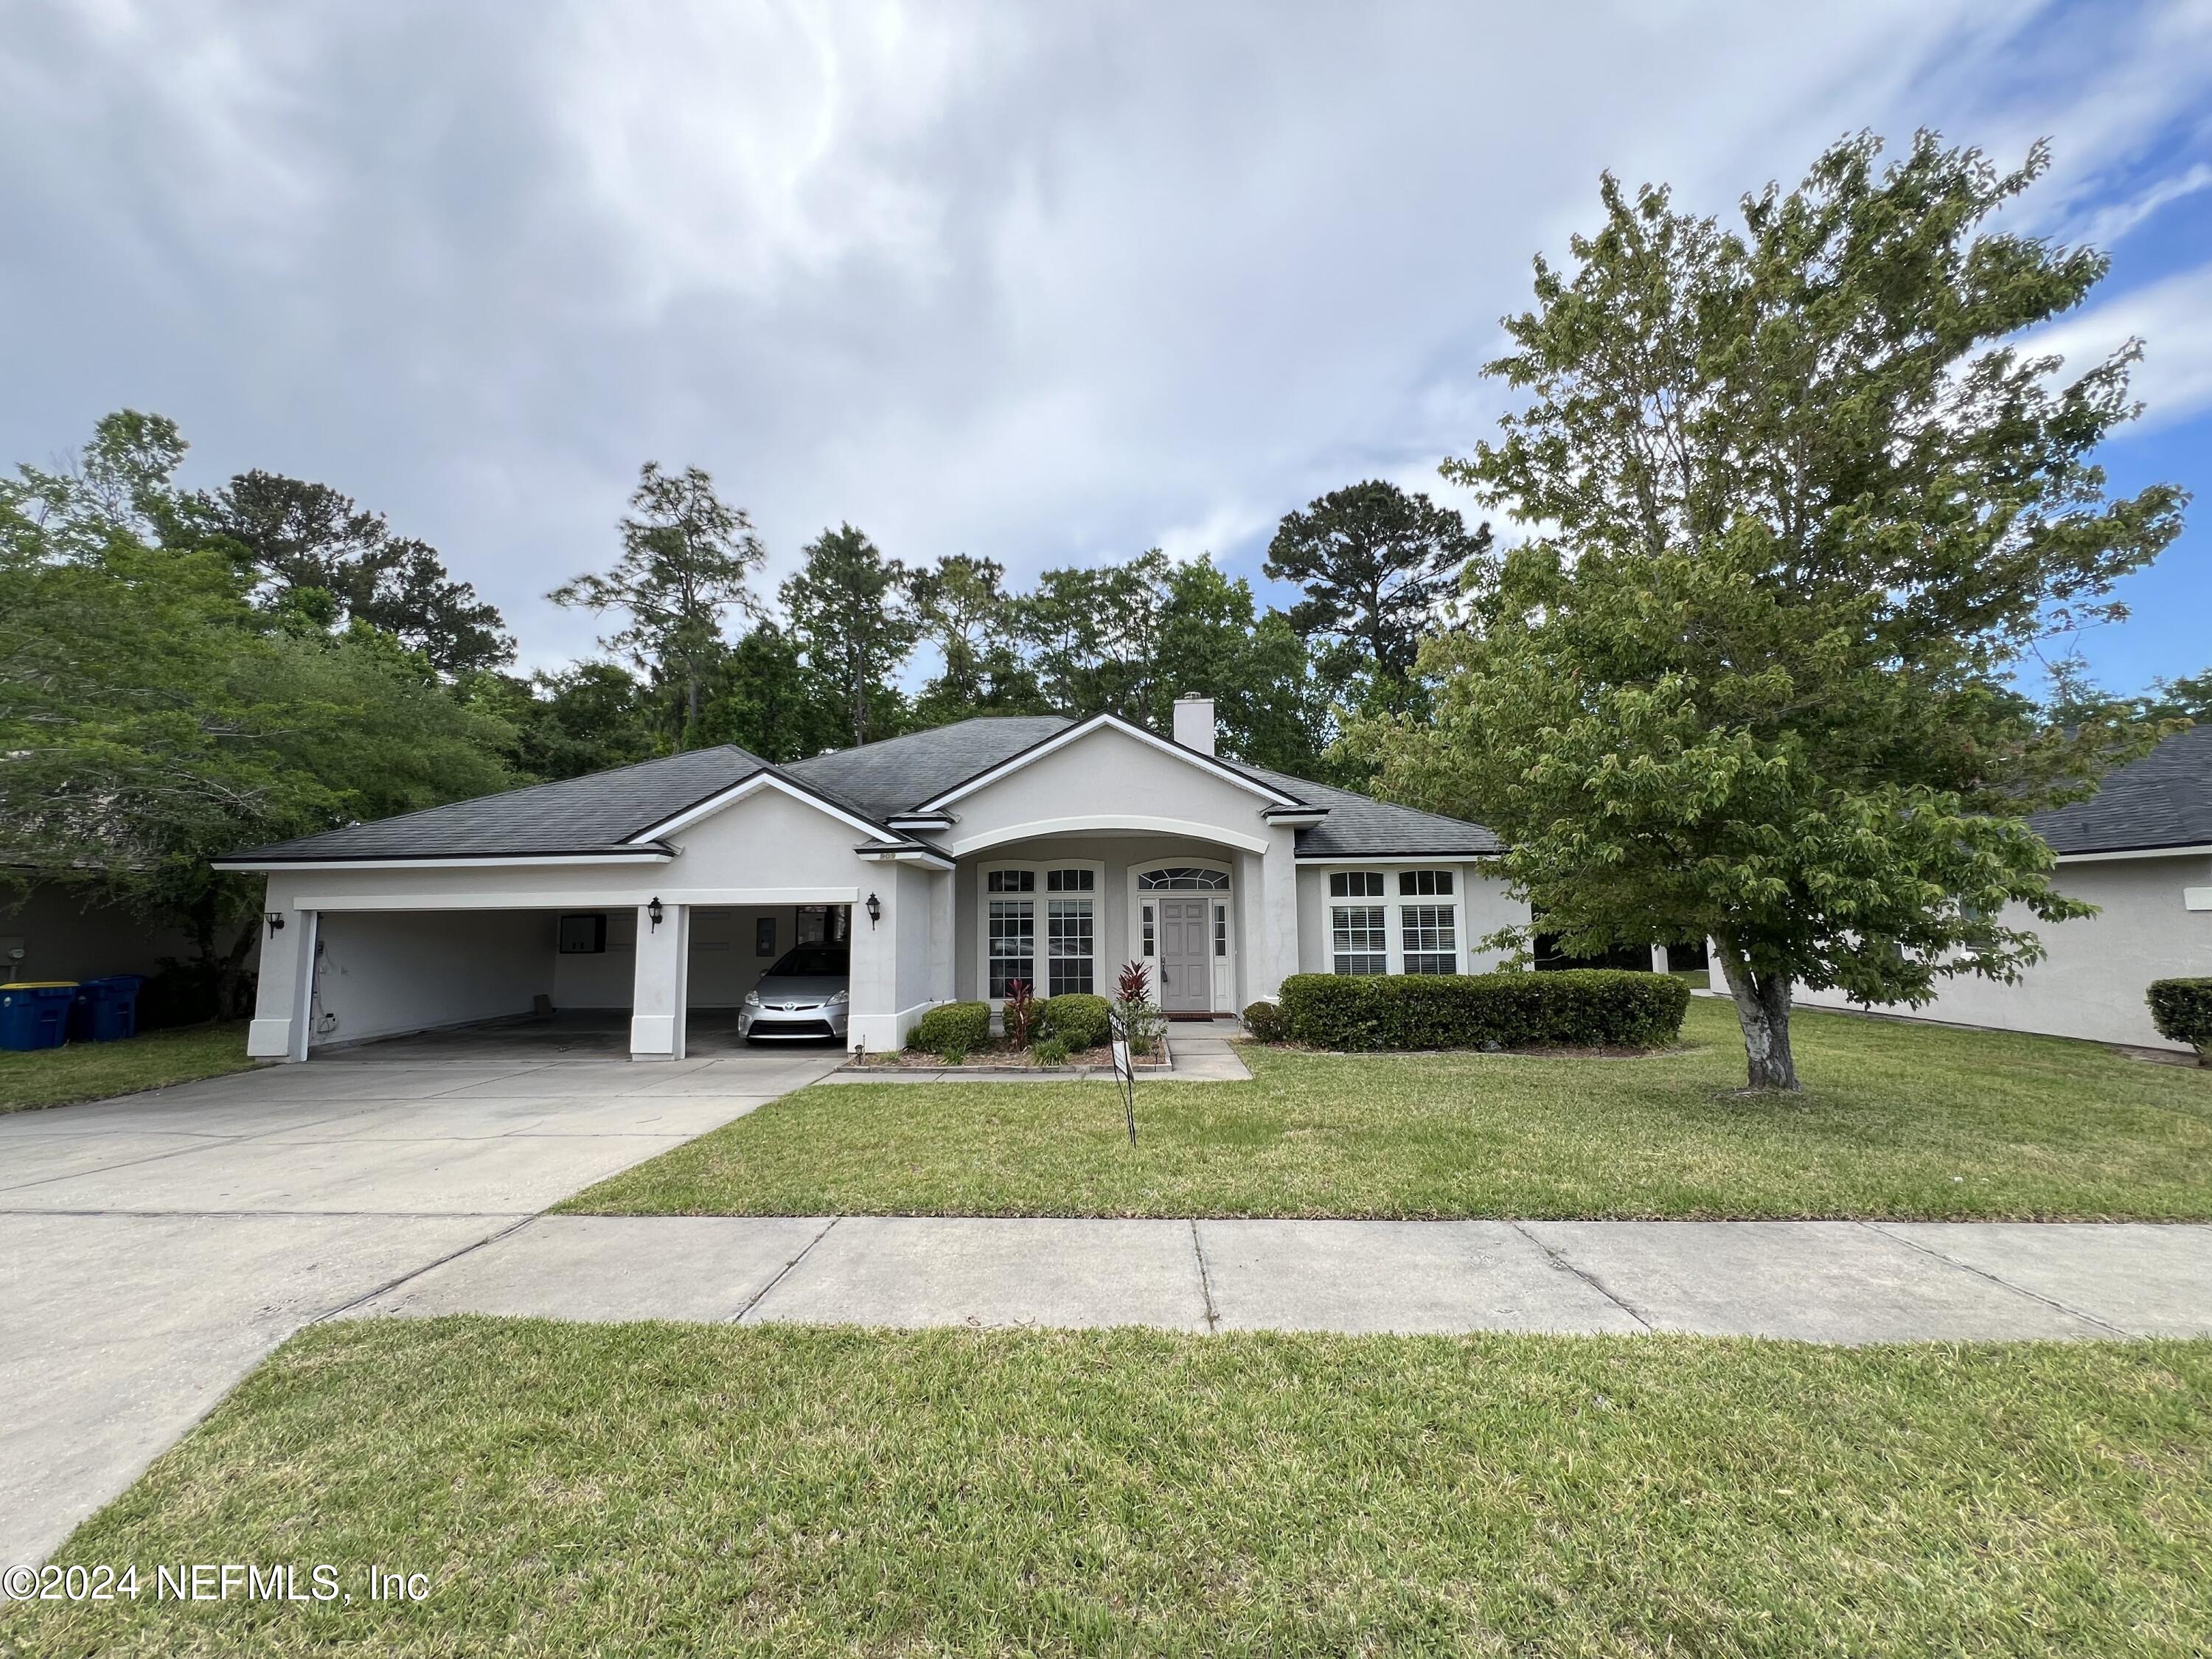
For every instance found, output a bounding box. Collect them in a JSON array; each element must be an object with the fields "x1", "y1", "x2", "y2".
[
  {"x1": 2030, "y1": 262, "x2": 2212, "y2": 429},
  {"x1": 2, "y1": 0, "x2": 2208, "y2": 673}
]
